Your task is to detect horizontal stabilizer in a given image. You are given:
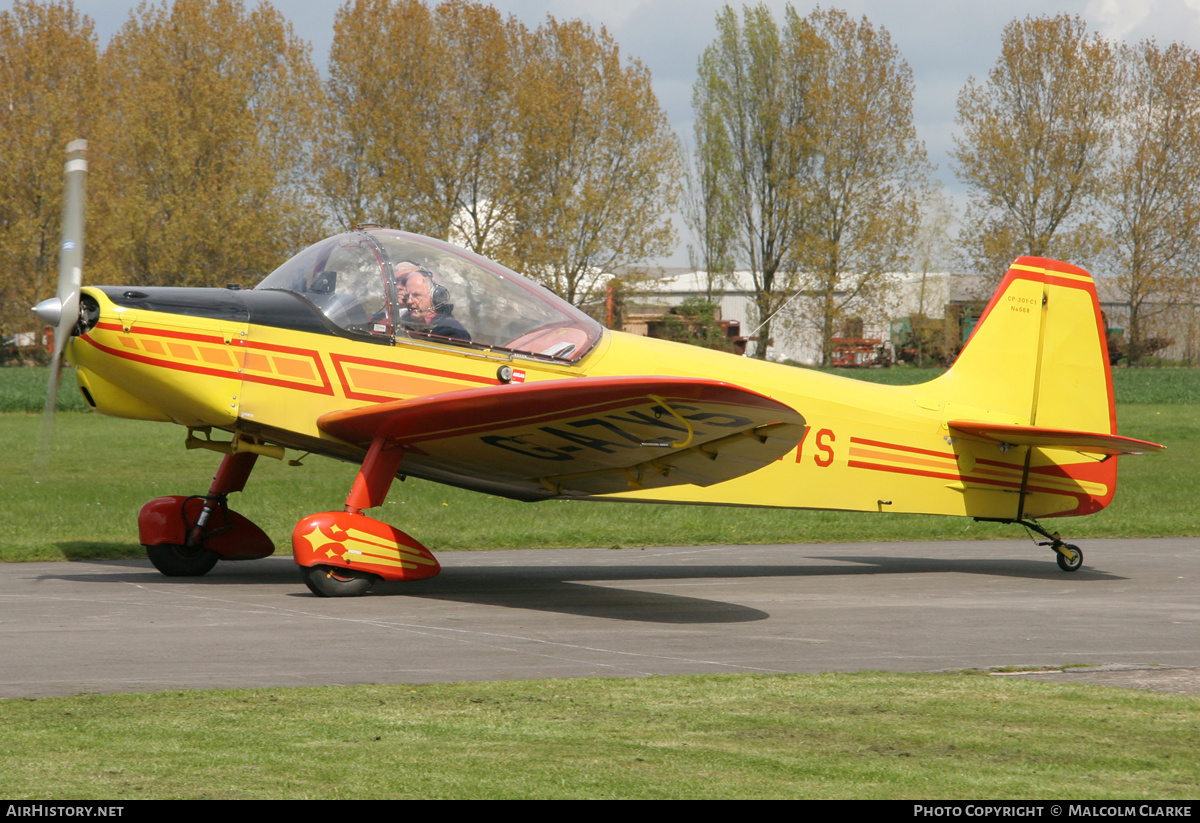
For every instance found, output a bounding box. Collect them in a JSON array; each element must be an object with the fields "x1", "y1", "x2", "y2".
[{"x1": 949, "y1": 420, "x2": 1164, "y2": 455}]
